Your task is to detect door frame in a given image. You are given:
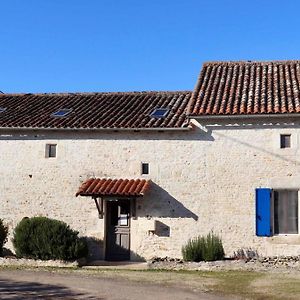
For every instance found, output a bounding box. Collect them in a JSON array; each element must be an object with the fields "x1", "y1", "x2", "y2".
[{"x1": 104, "y1": 198, "x2": 133, "y2": 261}]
